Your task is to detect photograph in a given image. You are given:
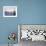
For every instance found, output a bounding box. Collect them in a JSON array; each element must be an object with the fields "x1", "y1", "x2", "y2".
[{"x1": 3, "y1": 6, "x2": 17, "y2": 17}]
